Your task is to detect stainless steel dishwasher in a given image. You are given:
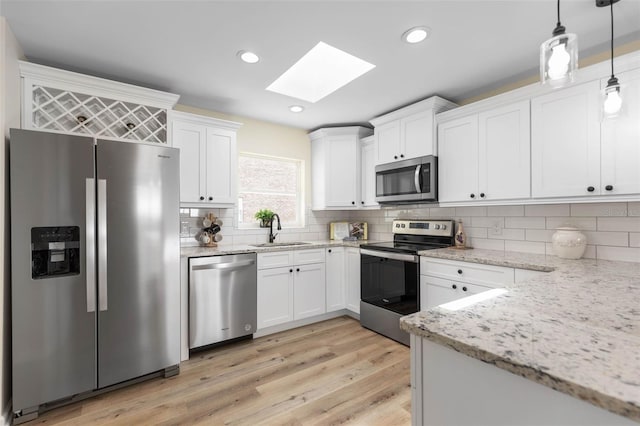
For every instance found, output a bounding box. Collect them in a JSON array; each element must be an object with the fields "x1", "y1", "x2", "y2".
[{"x1": 189, "y1": 253, "x2": 257, "y2": 349}]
